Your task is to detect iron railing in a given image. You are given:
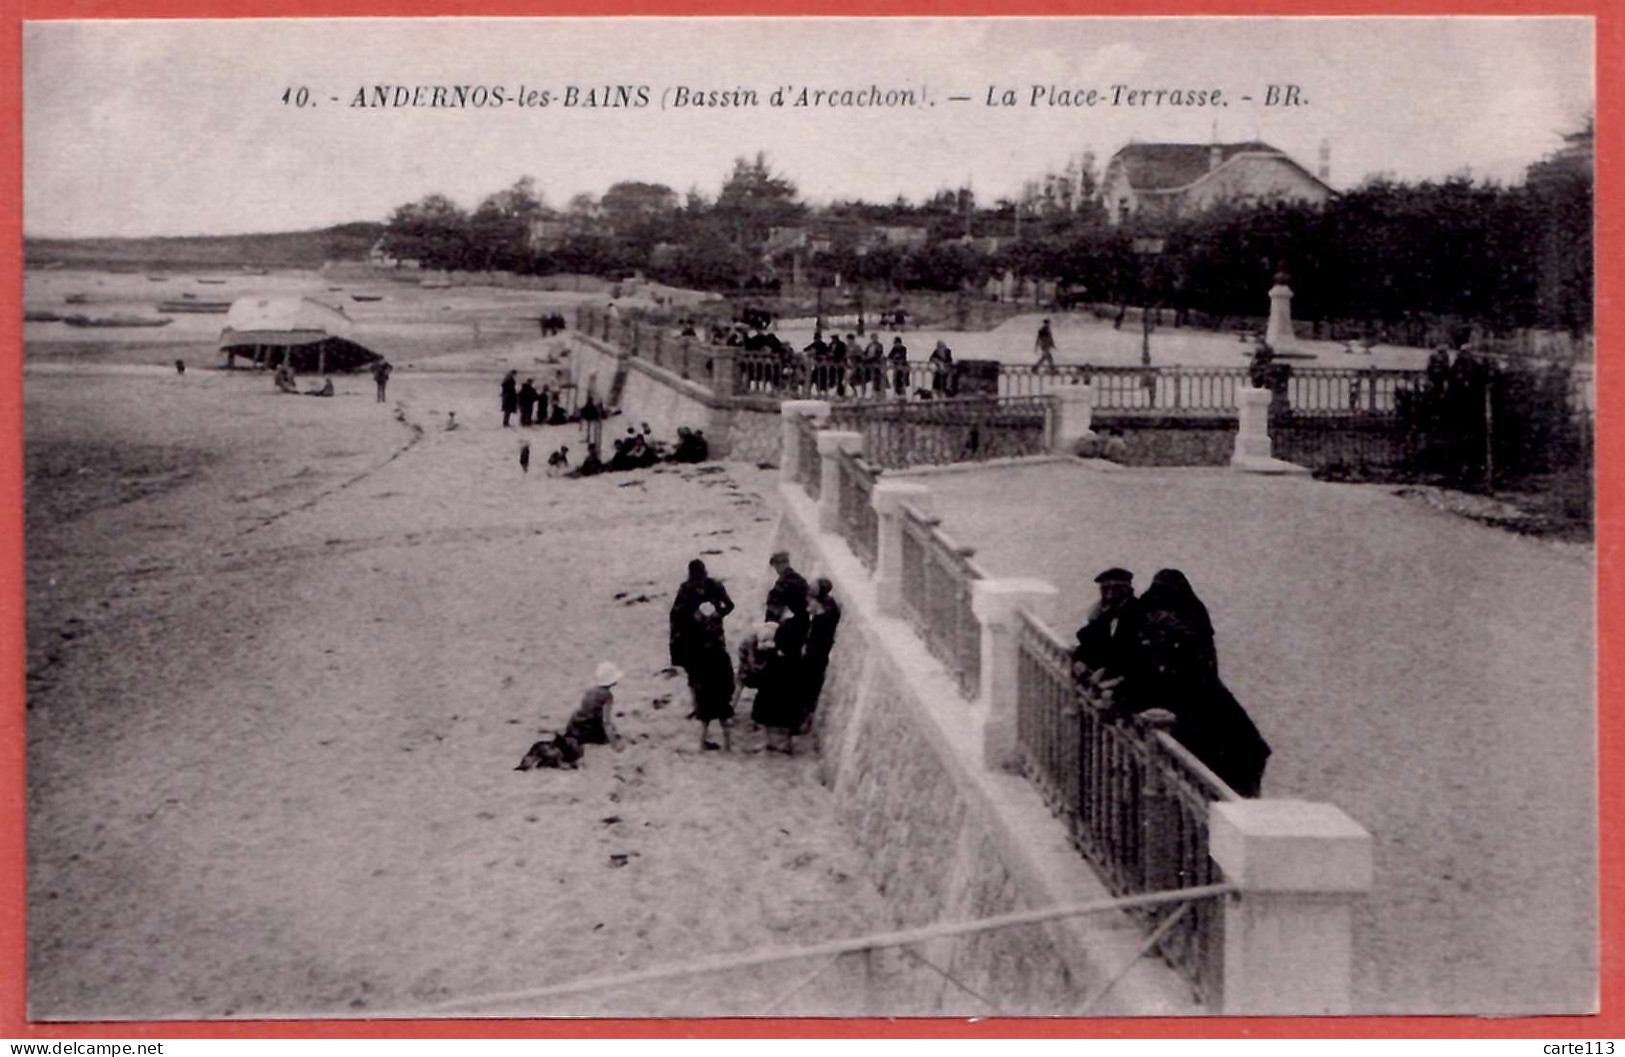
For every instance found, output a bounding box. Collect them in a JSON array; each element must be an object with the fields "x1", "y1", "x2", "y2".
[
  {"x1": 836, "y1": 447, "x2": 880, "y2": 571},
  {"x1": 897, "y1": 502, "x2": 984, "y2": 699},
  {"x1": 574, "y1": 309, "x2": 1593, "y2": 429},
  {"x1": 827, "y1": 395, "x2": 1054, "y2": 469},
  {"x1": 1012, "y1": 608, "x2": 1236, "y2": 1005}
]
